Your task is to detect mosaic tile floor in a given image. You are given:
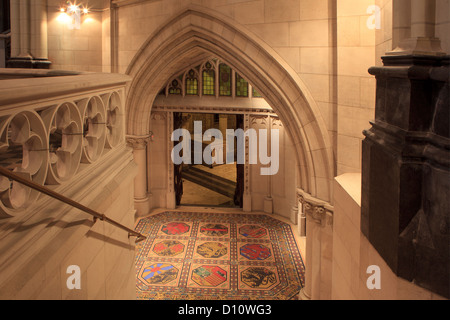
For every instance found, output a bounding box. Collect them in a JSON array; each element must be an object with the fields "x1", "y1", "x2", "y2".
[{"x1": 135, "y1": 211, "x2": 305, "y2": 300}]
